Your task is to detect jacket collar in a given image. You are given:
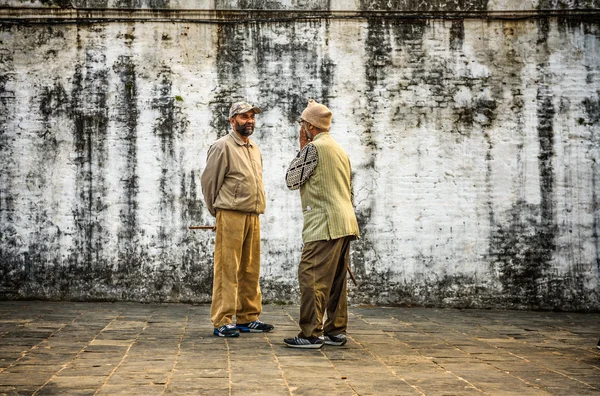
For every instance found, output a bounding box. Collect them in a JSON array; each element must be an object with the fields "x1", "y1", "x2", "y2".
[
  {"x1": 312, "y1": 132, "x2": 330, "y2": 142},
  {"x1": 229, "y1": 131, "x2": 253, "y2": 147}
]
